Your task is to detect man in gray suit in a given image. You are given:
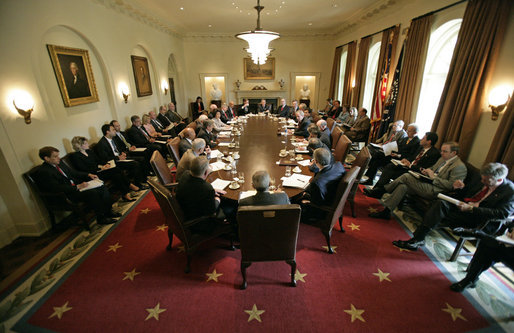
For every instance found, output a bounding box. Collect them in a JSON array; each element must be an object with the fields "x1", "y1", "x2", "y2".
[
  {"x1": 239, "y1": 171, "x2": 290, "y2": 206},
  {"x1": 345, "y1": 108, "x2": 371, "y2": 142},
  {"x1": 369, "y1": 141, "x2": 467, "y2": 219}
]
